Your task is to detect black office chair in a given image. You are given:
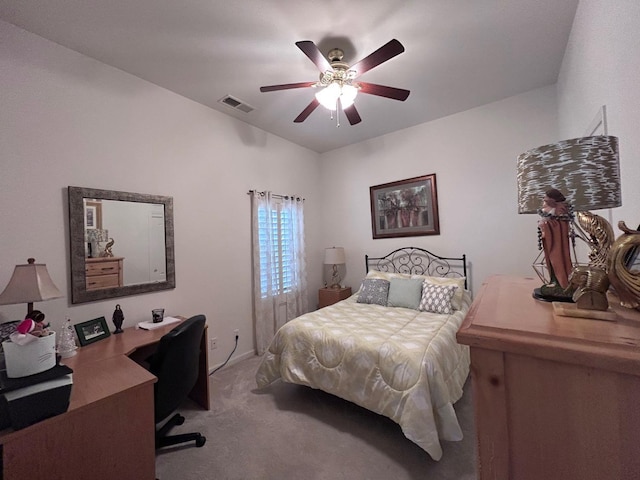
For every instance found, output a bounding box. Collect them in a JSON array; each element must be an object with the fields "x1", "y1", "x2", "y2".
[{"x1": 148, "y1": 314, "x2": 207, "y2": 449}]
